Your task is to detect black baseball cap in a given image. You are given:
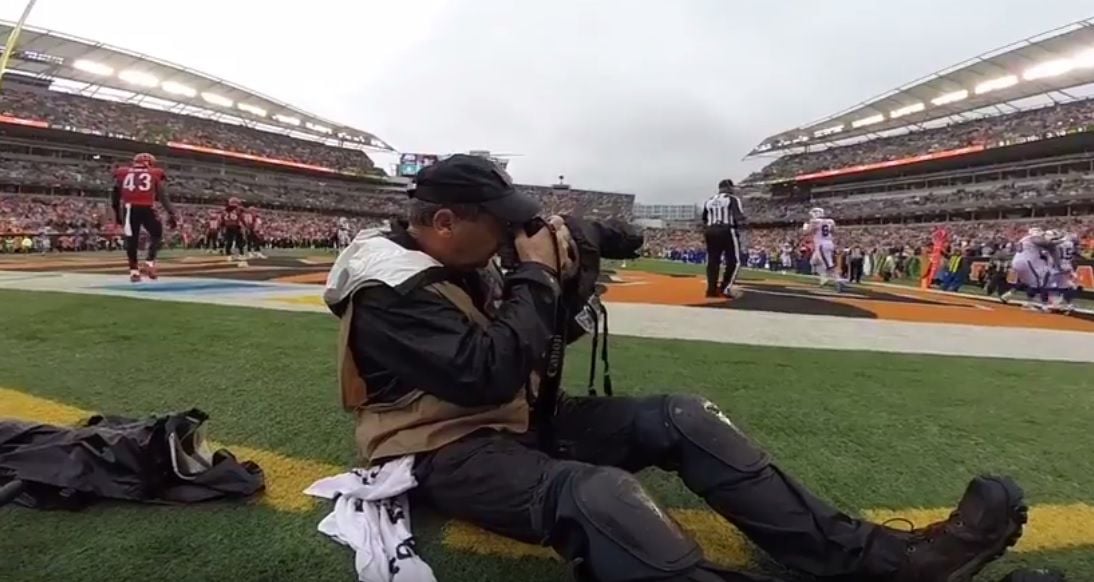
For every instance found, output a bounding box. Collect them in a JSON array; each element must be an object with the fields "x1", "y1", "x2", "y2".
[{"x1": 410, "y1": 154, "x2": 541, "y2": 224}]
